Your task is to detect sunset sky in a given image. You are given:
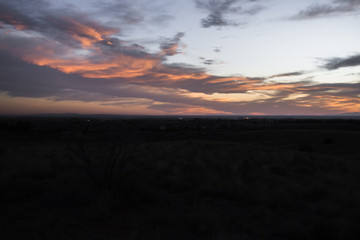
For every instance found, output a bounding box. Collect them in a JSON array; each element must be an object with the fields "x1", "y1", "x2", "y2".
[{"x1": 1, "y1": 0, "x2": 359, "y2": 115}]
